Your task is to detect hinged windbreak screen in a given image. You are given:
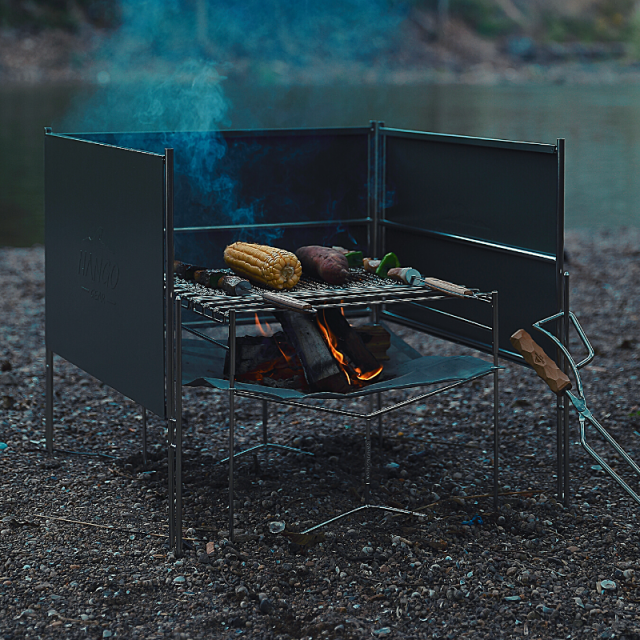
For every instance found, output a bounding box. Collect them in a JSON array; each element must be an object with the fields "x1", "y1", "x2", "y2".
[
  {"x1": 45, "y1": 134, "x2": 166, "y2": 416},
  {"x1": 71, "y1": 128, "x2": 372, "y2": 267},
  {"x1": 380, "y1": 128, "x2": 562, "y2": 359}
]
